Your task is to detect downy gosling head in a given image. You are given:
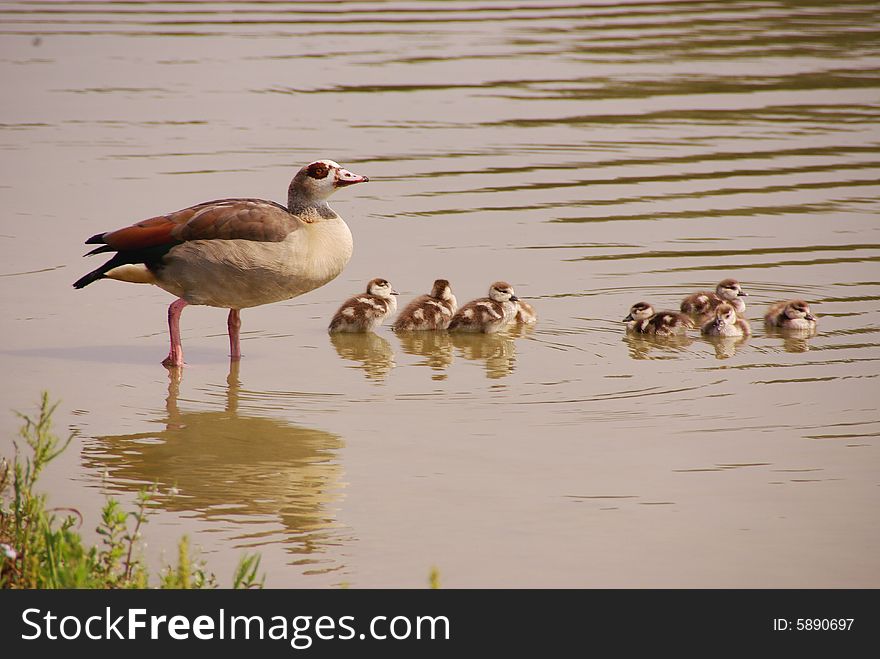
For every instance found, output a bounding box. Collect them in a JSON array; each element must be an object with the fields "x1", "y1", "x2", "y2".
[
  {"x1": 623, "y1": 302, "x2": 654, "y2": 331},
  {"x1": 701, "y1": 302, "x2": 751, "y2": 337}
]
